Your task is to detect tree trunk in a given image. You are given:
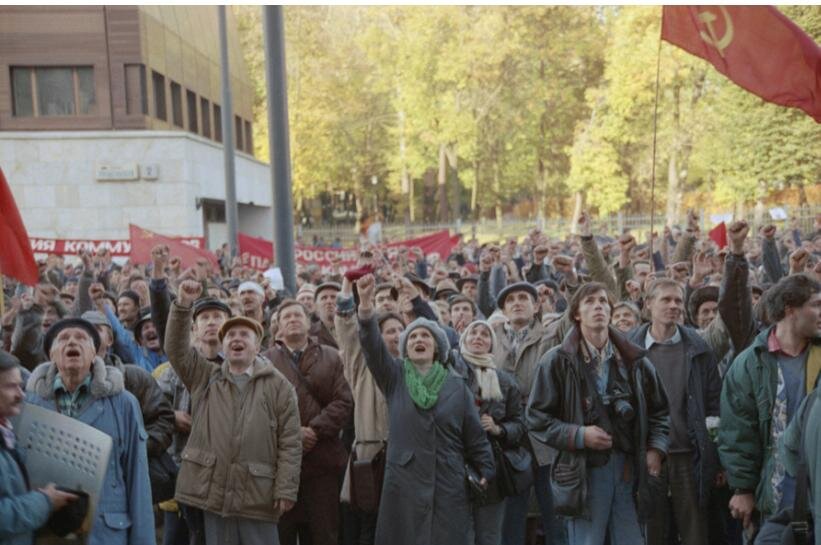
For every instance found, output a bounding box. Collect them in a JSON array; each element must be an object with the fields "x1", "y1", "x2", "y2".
[
  {"x1": 398, "y1": 109, "x2": 412, "y2": 224},
  {"x1": 471, "y1": 159, "x2": 479, "y2": 218},
  {"x1": 570, "y1": 191, "x2": 583, "y2": 234},
  {"x1": 665, "y1": 149, "x2": 681, "y2": 227},
  {"x1": 493, "y1": 160, "x2": 502, "y2": 231},
  {"x1": 438, "y1": 144, "x2": 449, "y2": 223},
  {"x1": 446, "y1": 145, "x2": 460, "y2": 223}
]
